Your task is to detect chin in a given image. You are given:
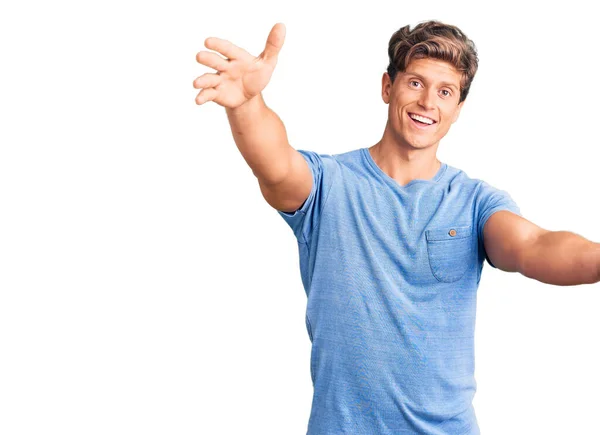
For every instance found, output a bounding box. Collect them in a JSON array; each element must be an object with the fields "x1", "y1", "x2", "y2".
[{"x1": 405, "y1": 137, "x2": 433, "y2": 149}]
